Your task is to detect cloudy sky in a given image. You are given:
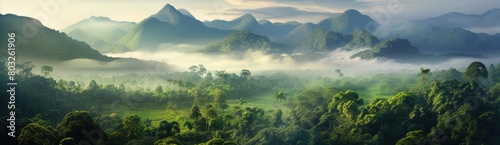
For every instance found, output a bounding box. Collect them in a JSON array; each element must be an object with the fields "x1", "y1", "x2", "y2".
[{"x1": 1, "y1": 0, "x2": 499, "y2": 30}]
